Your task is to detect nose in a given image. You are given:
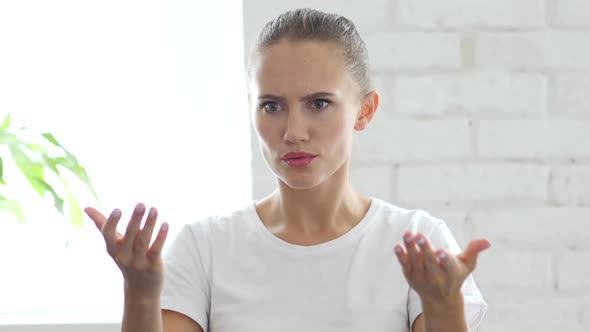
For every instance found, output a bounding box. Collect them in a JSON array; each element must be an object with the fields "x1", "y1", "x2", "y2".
[{"x1": 283, "y1": 110, "x2": 309, "y2": 143}]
